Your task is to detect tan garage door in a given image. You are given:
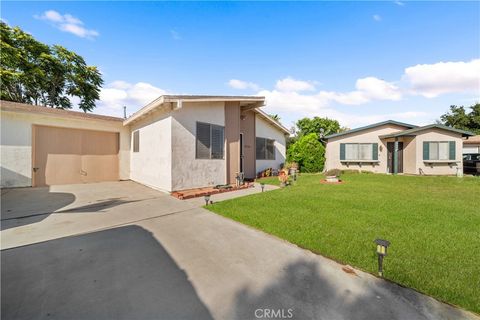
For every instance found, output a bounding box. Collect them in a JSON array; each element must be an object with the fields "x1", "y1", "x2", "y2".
[{"x1": 33, "y1": 125, "x2": 119, "y2": 187}]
